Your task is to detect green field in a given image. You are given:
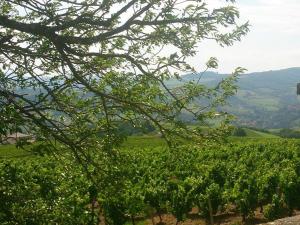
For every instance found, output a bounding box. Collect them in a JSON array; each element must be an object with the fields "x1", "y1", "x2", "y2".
[
  {"x1": 2, "y1": 136, "x2": 300, "y2": 225},
  {"x1": 243, "y1": 128, "x2": 279, "y2": 138},
  {"x1": 0, "y1": 136, "x2": 168, "y2": 158},
  {"x1": 0, "y1": 128, "x2": 297, "y2": 225},
  {"x1": 0, "y1": 128, "x2": 282, "y2": 159},
  {"x1": 123, "y1": 135, "x2": 168, "y2": 148},
  {"x1": 0, "y1": 144, "x2": 34, "y2": 158}
]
